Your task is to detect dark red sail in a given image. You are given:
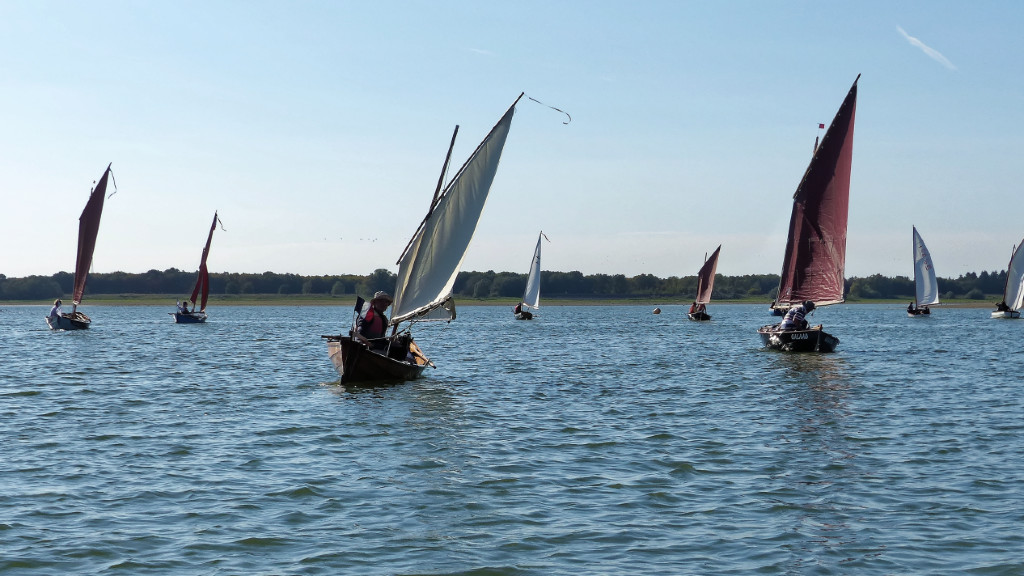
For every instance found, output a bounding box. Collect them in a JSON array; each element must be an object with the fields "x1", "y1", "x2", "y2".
[
  {"x1": 189, "y1": 212, "x2": 220, "y2": 312},
  {"x1": 695, "y1": 245, "x2": 721, "y2": 305},
  {"x1": 775, "y1": 76, "x2": 858, "y2": 308},
  {"x1": 72, "y1": 164, "x2": 112, "y2": 305}
]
